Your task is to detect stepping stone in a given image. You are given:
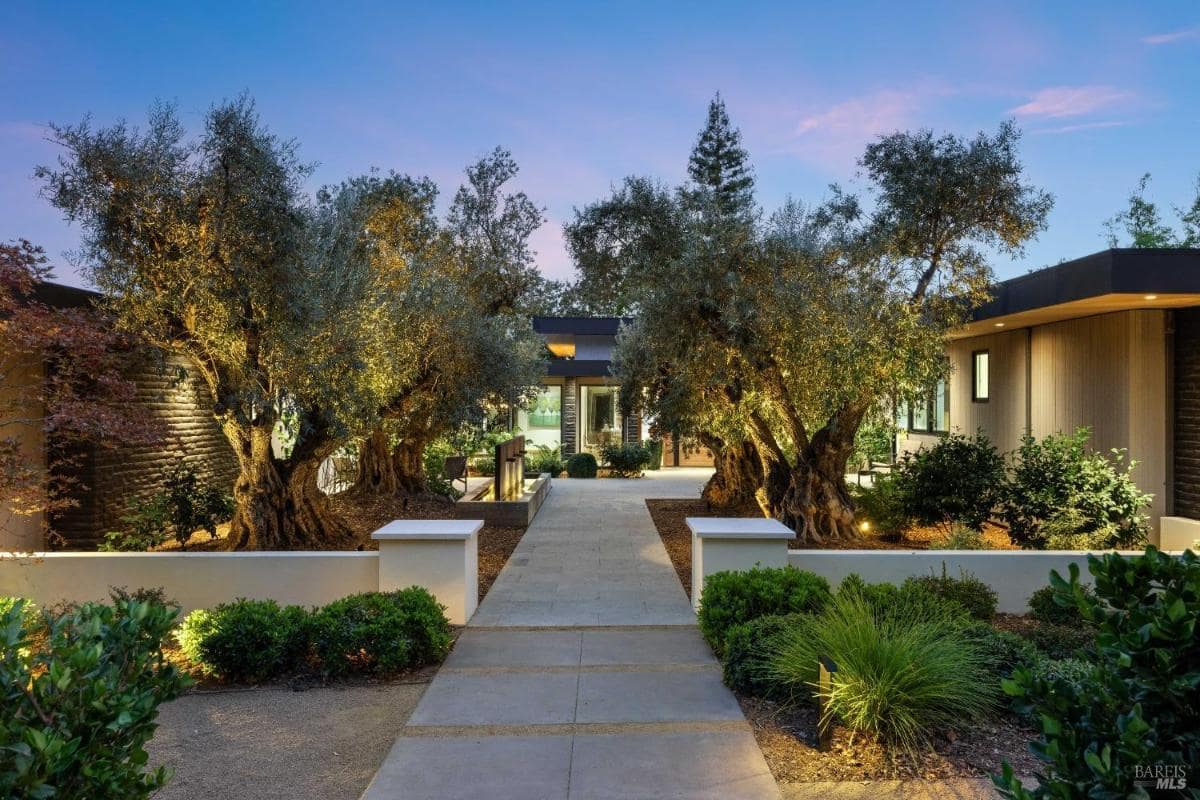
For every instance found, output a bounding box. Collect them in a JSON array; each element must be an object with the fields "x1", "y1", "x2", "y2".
[
  {"x1": 409, "y1": 672, "x2": 578, "y2": 726},
  {"x1": 576, "y1": 670, "x2": 744, "y2": 723},
  {"x1": 568, "y1": 730, "x2": 779, "y2": 799},
  {"x1": 362, "y1": 735, "x2": 572, "y2": 800}
]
